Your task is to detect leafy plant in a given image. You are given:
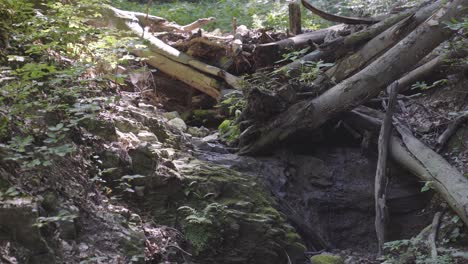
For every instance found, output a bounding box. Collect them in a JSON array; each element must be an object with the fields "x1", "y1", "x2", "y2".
[
  {"x1": 411, "y1": 79, "x2": 448, "y2": 91},
  {"x1": 0, "y1": 187, "x2": 21, "y2": 200},
  {"x1": 0, "y1": 0, "x2": 138, "y2": 169},
  {"x1": 178, "y1": 203, "x2": 227, "y2": 254},
  {"x1": 34, "y1": 210, "x2": 78, "y2": 228}
]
